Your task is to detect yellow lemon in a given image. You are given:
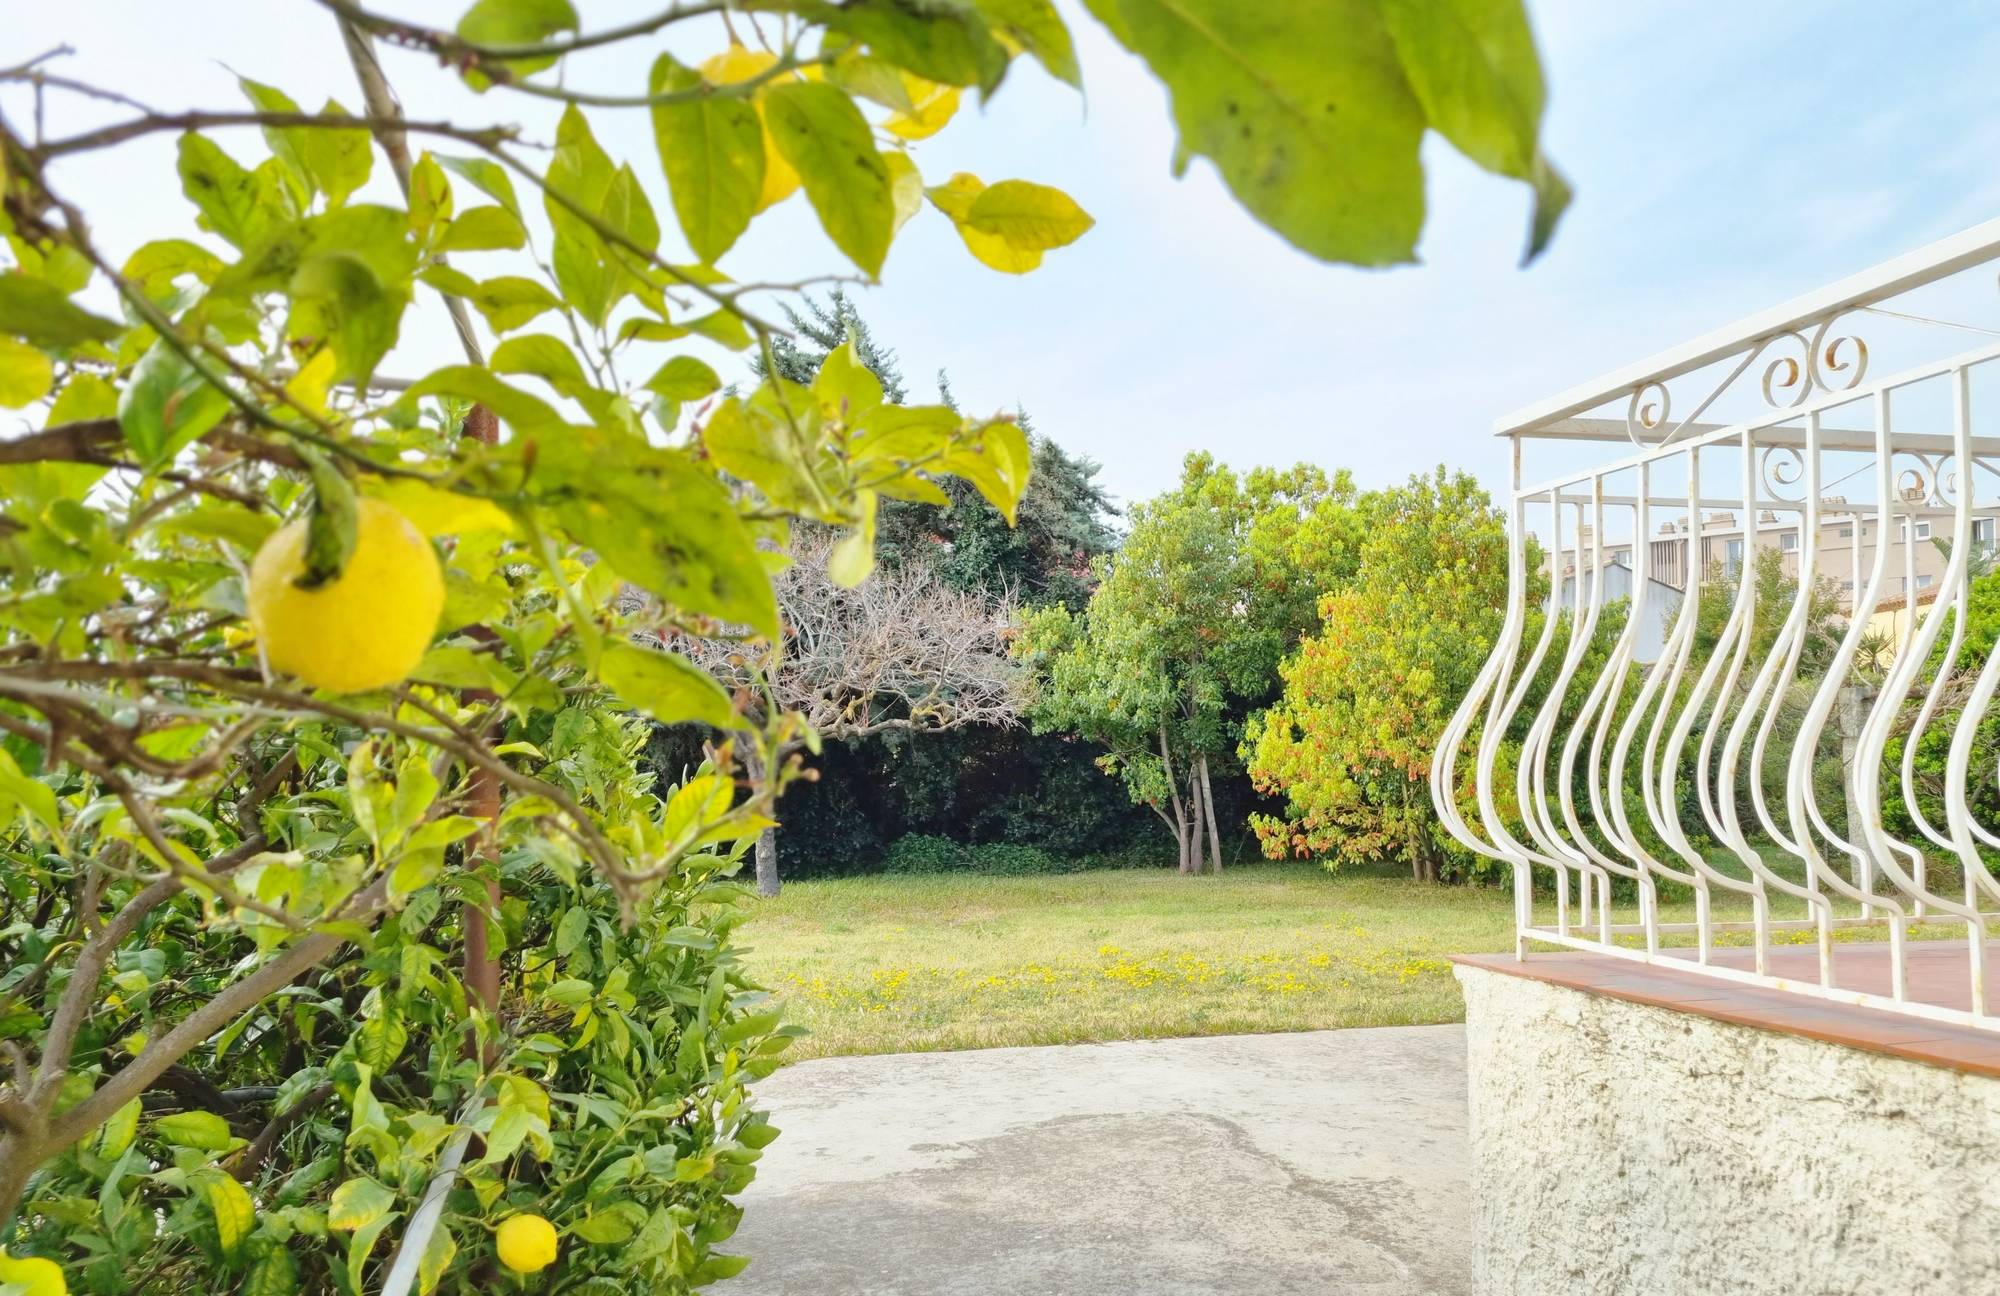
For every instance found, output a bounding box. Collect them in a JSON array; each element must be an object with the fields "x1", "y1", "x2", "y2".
[
  {"x1": 495, "y1": 1213, "x2": 559, "y2": 1275},
  {"x1": 0, "y1": 1250, "x2": 67, "y2": 1296},
  {"x1": 700, "y1": 44, "x2": 801, "y2": 211},
  {"x1": 246, "y1": 497, "x2": 444, "y2": 694}
]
